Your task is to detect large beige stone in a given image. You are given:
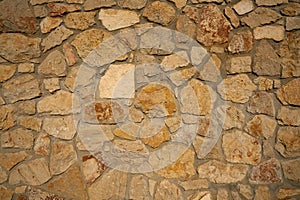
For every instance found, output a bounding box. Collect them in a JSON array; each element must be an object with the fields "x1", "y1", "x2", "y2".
[
  {"x1": 196, "y1": 4, "x2": 232, "y2": 46},
  {"x1": 117, "y1": 0, "x2": 147, "y2": 9},
  {"x1": 226, "y1": 56, "x2": 252, "y2": 74},
  {"x1": 253, "y1": 25, "x2": 285, "y2": 41},
  {"x1": 65, "y1": 12, "x2": 96, "y2": 30},
  {"x1": 217, "y1": 74, "x2": 256, "y2": 103},
  {"x1": 9, "y1": 158, "x2": 51, "y2": 185},
  {"x1": 19, "y1": 116, "x2": 42, "y2": 132},
  {"x1": 0, "y1": 64, "x2": 16, "y2": 83},
  {"x1": 197, "y1": 160, "x2": 249, "y2": 183},
  {"x1": 278, "y1": 188, "x2": 300, "y2": 199},
  {"x1": 143, "y1": 1, "x2": 176, "y2": 25},
  {"x1": 232, "y1": 0, "x2": 254, "y2": 15},
  {"x1": 0, "y1": 151, "x2": 29, "y2": 170},
  {"x1": 0, "y1": 105, "x2": 16, "y2": 130},
  {"x1": 141, "y1": 126, "x2": 170, "y2": 148},
  {"x1": 63, "y1": 42, "x2": 77, "y2": 66},
  {"x1": 1, "y1": 128, "x2": 34, "y2": 149},
  {"x1": 217, "y1": 105, "x2": 245, "y2": 130},
  {"x1": 43, "y1": 116, "x2": 76, "y2": 140},
  {"x1": 0, "y1": 33, "x2": 41, "y2": 63},
  {"x1": 48, "y1": 3, "x2": 81, "y2": 16},
  {"x1": 155, "y1": 180, "x2": 183, "y2": 200},
  {"x1": 253, "y1": 186, "x2": 270, "y2": 200},
  {"x1": 129, "y1": 175, "x2": 150, "y2": 200},
  {"x1": 50, "y1": 141, "x2": 77, "y2": 175},
  {"x1": 247, "y1": 92, "x2": 275, "y2": 116},
  {"x1": 246, "y1": 115, "x2": 277, "y2": 139},
  {"x1": 282, "y1": 158, "x2": 300, "y2": 184},
  {"x1": 0, "y1": 167, "x2": 7, "y2": 184},
  {"x1": 161, "y1": 53, "x2": 189, "y2": 72},
  {"x1": 276, "y1": 127, "x2": 300, "y2": 158},
  {"x1": 222, "y1": 129, "x2": 261, "y2": 165},
  {"x1": 82, "y1": 155, "x2": 105, "y2": 184},
  {"x1": 224, "y1": 7, "x2": 240, "y2": 28},
  {"x1": 277, "y1": 78, "x2": 300, "y2": 106},
  {"x1": 84, "y1": 0, "x2": 116, "y2": 11},
  {"x1": 0, "y1": 186, "x2": 14, "y2": 200},
  {"x1": 38, "y1": 50, "x2": 67, "y2": 77},
  {"x1": 88, "y1": 169, "x2": 127, "y2": 200},
  {"x1": 40, "y1": 16, "x2": 62, "y2": 33},
  {"x1": 28, "y1": 187, "x2": 64, "y2": 200},
  {"x1": 179, "y1": 178, "x2": 209, "y2": 190},
  {"x1": 256, "y1": 0, "x2": 288, "y2": 6},
  {"x1": 99, "y1": 9, "x2": 139, "y2": 31},
  {"x1": 277, "y1": 107, "x2": 300, "y2": 126},
  {"x1": 241, "y1": 8, "x2": 282, "y2": 28},
  {"x1": 114, "y1": 139, "x2": 148, "y2": 154},
  {"x1": 281, "y1": 3, "x2": 300, "y2": 16},
  {"x1": 228, "y1": 30, "x2": 253, "y2": 53}
]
